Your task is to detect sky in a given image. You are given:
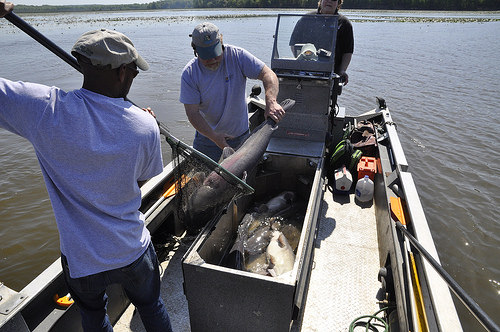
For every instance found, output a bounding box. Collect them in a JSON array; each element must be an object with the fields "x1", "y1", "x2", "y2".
[{"x1": 16, "y1": 0, "x2": 152, "y2": 5}]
